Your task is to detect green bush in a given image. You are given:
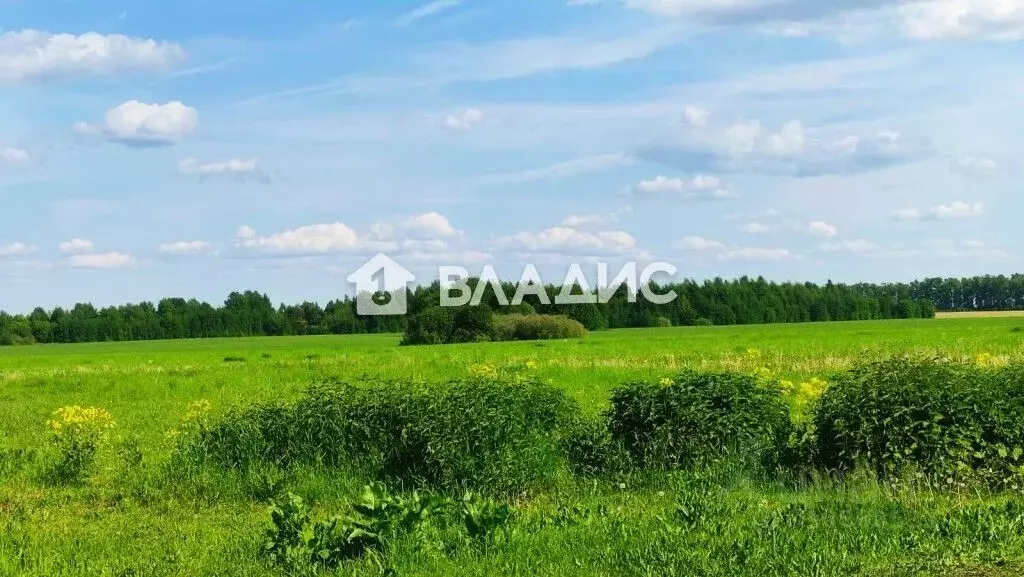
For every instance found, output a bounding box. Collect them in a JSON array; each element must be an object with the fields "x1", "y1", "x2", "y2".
[
  {"x1": 179, "y1": 376, "x2": 583, "y2": 495},
  {"x1": 813, "y1": 357, "x2": 1024, "y2": 488},
  {"x1": 559, "y1": 416, "x2": 630, "y2": 477},
  {"x1": 693, "y1": 317, "x2": 714, "y2": 327},
  {"x1": 490, "y1": 314, "x2": 586, "y2": 342},
  {"x1": 607, "y1": 370, "x2": 791, "y2": 471},
  {"x1": 401, "y1": 306, "x2": 457, "y2": 345},
  {"x1": 655, "y1": 317, "x2": 673, "y2": 328}
]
